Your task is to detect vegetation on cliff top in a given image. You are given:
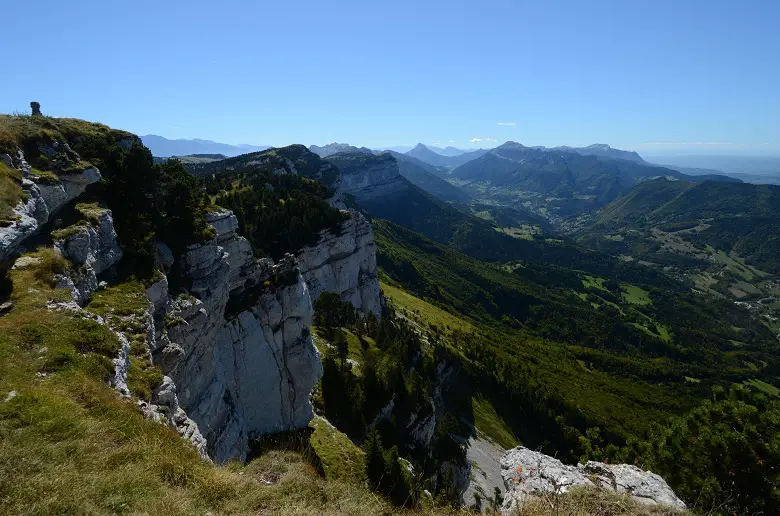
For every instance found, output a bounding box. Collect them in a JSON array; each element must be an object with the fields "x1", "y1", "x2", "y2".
[
  {"x1": 0, "y1": 162, "x2": 24, "y2": 227},
  {"x1": 204, "y1": 156, "x2": 349, "y2": 259},
  {"x1": 0, "y1": 114, "x2": 214, "y2": 276}
]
